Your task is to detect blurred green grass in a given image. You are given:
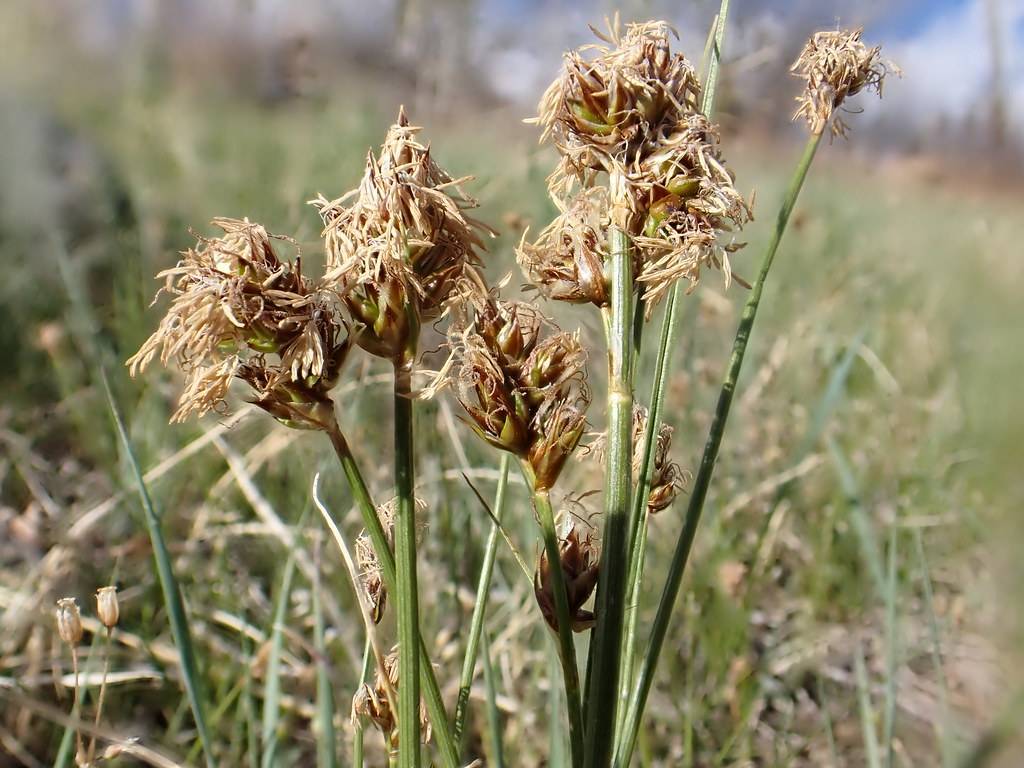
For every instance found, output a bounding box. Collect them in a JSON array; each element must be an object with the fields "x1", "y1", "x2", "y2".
[{"x1": 1, "y1": 62, "x2": 1022, "y2": 766}]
